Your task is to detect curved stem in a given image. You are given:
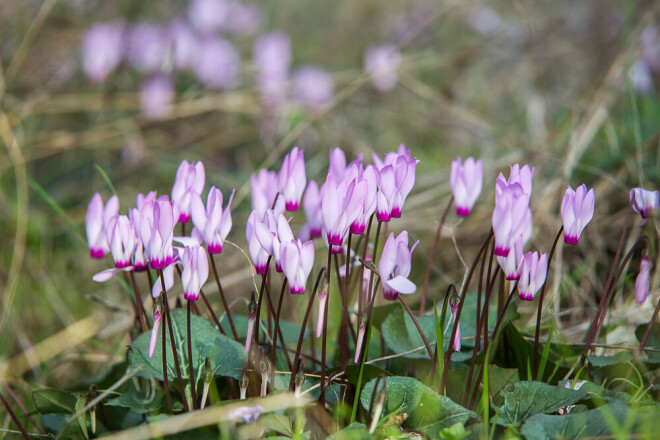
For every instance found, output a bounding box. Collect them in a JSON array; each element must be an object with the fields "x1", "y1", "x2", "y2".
[
  {"x1": 210, "y1": 255, "x2": 238, "y2": 341},
  {"x1": 420, "y1": 196, "x2": 454, "y2": 317},
  {"x1": 187, "y1": 301, "x2": 197, "y2": 410},
  {"x1": 398, "y1": 296, "x2": 434, "y2": 360},
  {"x1": 532, "y1": 226, "x2": 563, "y2": 379},
  {"x1": 271, "y1": 277, "x2": 288, "y2": 370}
]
